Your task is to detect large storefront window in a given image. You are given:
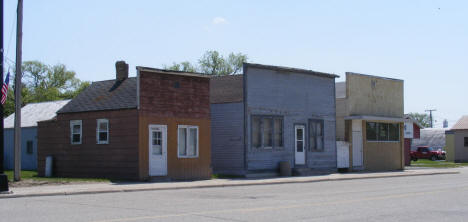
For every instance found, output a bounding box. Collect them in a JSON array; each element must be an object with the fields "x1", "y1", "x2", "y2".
[
  {"x1": 251, "y1": 116, "x2": 283, "y2": 149},
  {"x1": 366, "y1": 122, "x2": 400, "y2": 142}
]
